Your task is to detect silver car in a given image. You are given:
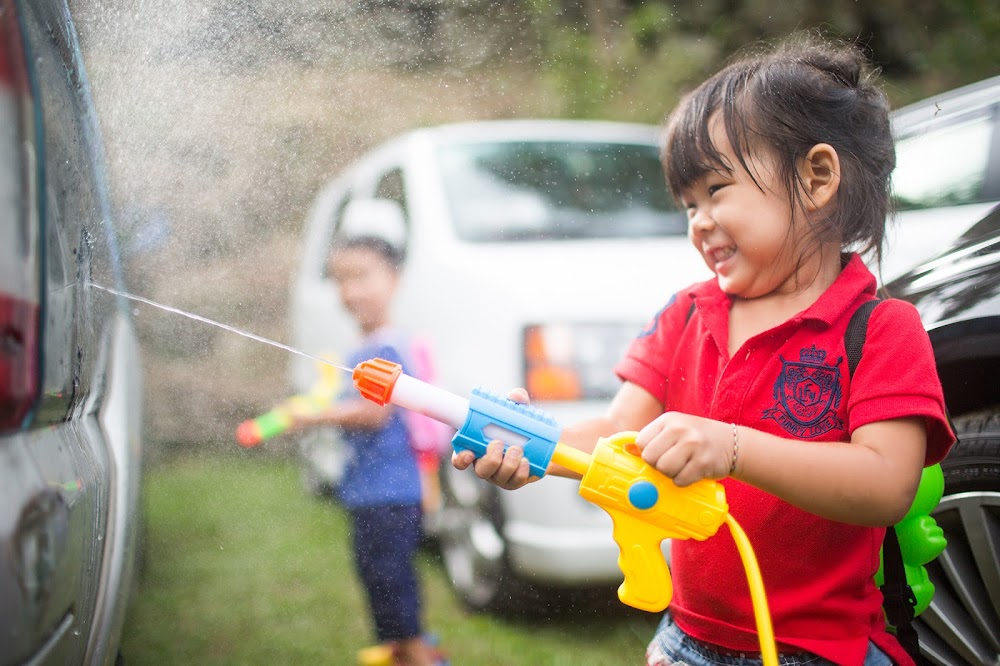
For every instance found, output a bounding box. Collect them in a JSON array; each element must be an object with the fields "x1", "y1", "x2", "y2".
[
  {"x1": 0, "y1": 1, "x2": 144, "y2": 663},
  {"x1": 885, "y1": 75, "x2": 1000, "y2": 282}
]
